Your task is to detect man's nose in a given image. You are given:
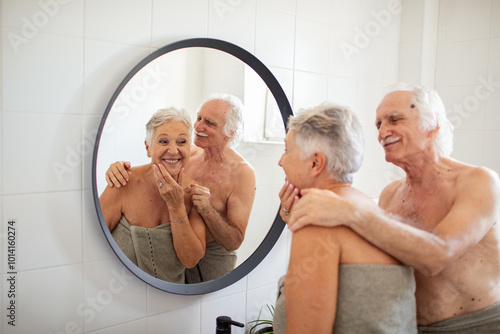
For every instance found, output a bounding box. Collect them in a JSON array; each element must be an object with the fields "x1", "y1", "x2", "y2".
[
  {"x1": 378, "y1": 123, "x2": 390, "y2": 142},
  {"x1": 194, "y1": 120, "x2": 203, "y2": 131}
]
